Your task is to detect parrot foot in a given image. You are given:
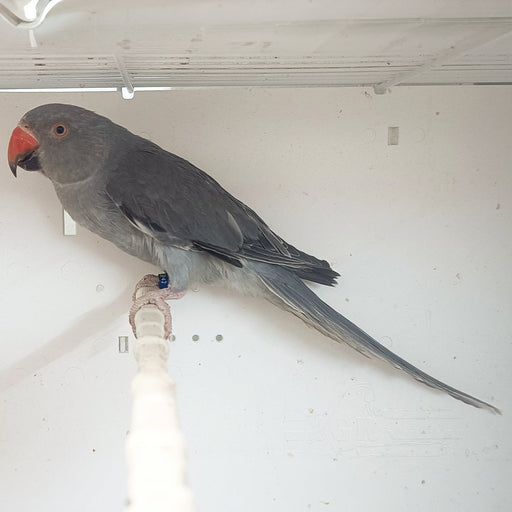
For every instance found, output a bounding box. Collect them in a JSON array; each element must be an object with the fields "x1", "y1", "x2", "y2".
[{"x1": 129, "y1": 274, "x2": 186, "y2": 339}]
